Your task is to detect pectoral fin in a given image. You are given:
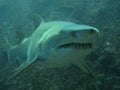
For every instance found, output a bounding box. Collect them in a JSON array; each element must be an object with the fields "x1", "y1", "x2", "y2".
[
  {"x1": 5, "y1": 59, "x2": 40, "y2": 84},
  {"x1": 73, "y1": 60, "x2": 94, "y2": 77}
]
